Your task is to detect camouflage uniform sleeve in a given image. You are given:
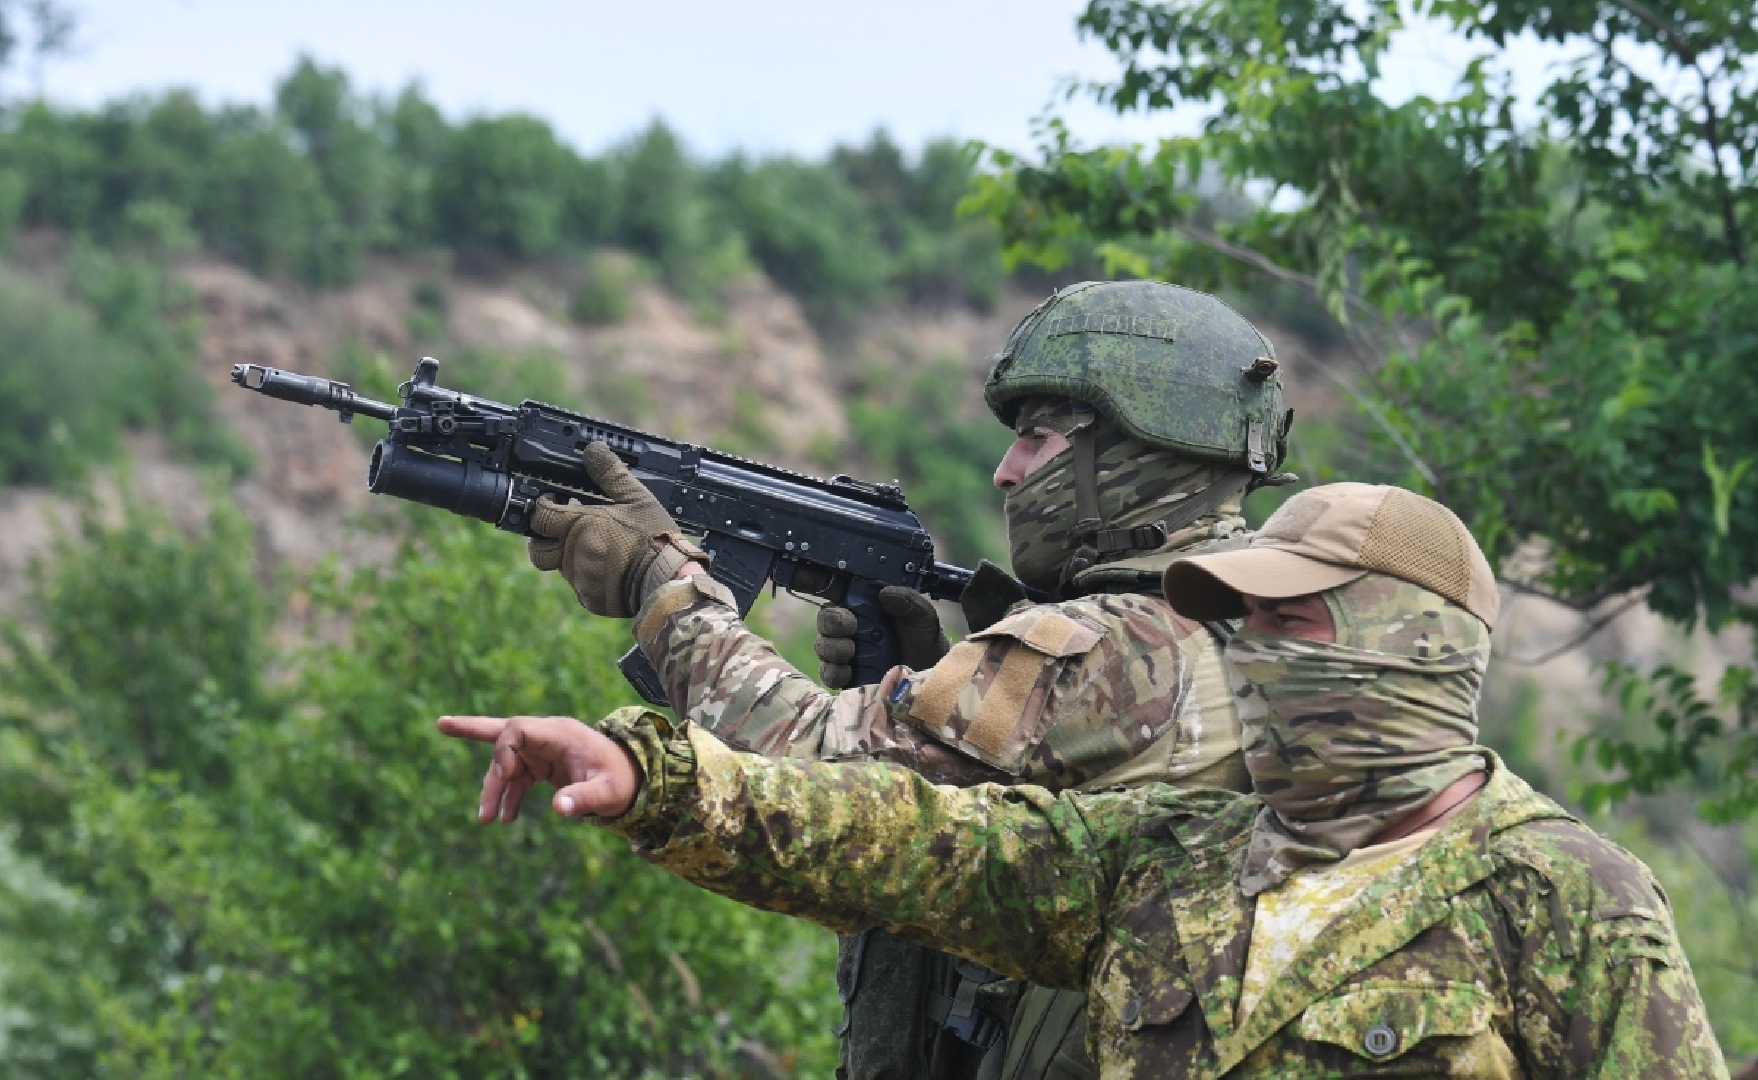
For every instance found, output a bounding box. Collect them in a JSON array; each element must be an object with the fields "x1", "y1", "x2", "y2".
[
  {"x1": 1491, "y1": 821, "x2": 1728, "y2": 1079},
  {"x1": 632, "y1": 575, "x2": 1013, "y2": 783},
  {"x1": 632, "y1": 581, "x2": 1236, "y2": 792},
  {"x1": 597, "y1": 708, "x2": 1156, "y2": 990}
]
